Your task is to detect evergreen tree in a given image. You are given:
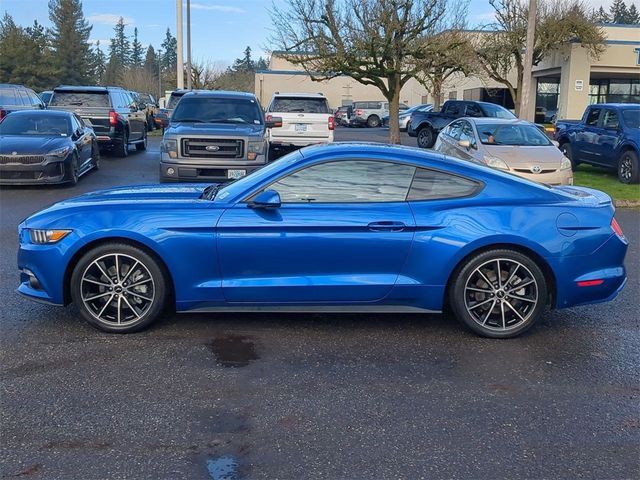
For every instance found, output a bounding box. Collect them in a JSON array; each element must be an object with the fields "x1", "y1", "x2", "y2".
[
  {"x1": 131, "y1": 27, "x2": 143, "y2": 67},
  {"x1": 143, "y1": 45, "x2": 159, "y2": 76},
  {"x1": 48, "y1": 0, "x2": 93, "y2": 85},
  {"x1": 109, "y1": 17, "x2": 131, "y2": 67},
  {"x1": 610, "y1": 0, "x2": 630, "y2": 22},
  {"x1": 103, "y1": 55, "x2": 121, "y2": 85},
  {"x1": 160, "y1": 28, "x2": 177, "y2": 73},
  {"x1": 593, "y1": 6, "x2": 611, "y2": 23},
  {"x1": 90, "y1": 41, "x2": 107, "y2": 84},
  {"x1": 628, "y1": 4, "x2": 640, "y2": 23}
]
